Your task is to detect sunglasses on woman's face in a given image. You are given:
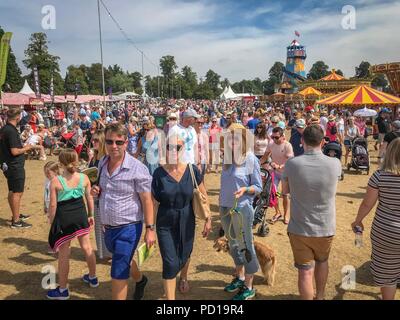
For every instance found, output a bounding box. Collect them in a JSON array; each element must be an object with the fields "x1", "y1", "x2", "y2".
[
  {"x1": 92, "y1": 138, "x2": 99, "y2": 143},
  {"x1": 105, "y1": 139, "x2": 126, "y2": 146},
  {"x1": 166, "y1": 144, "x2": 183, "y2": 151}
]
